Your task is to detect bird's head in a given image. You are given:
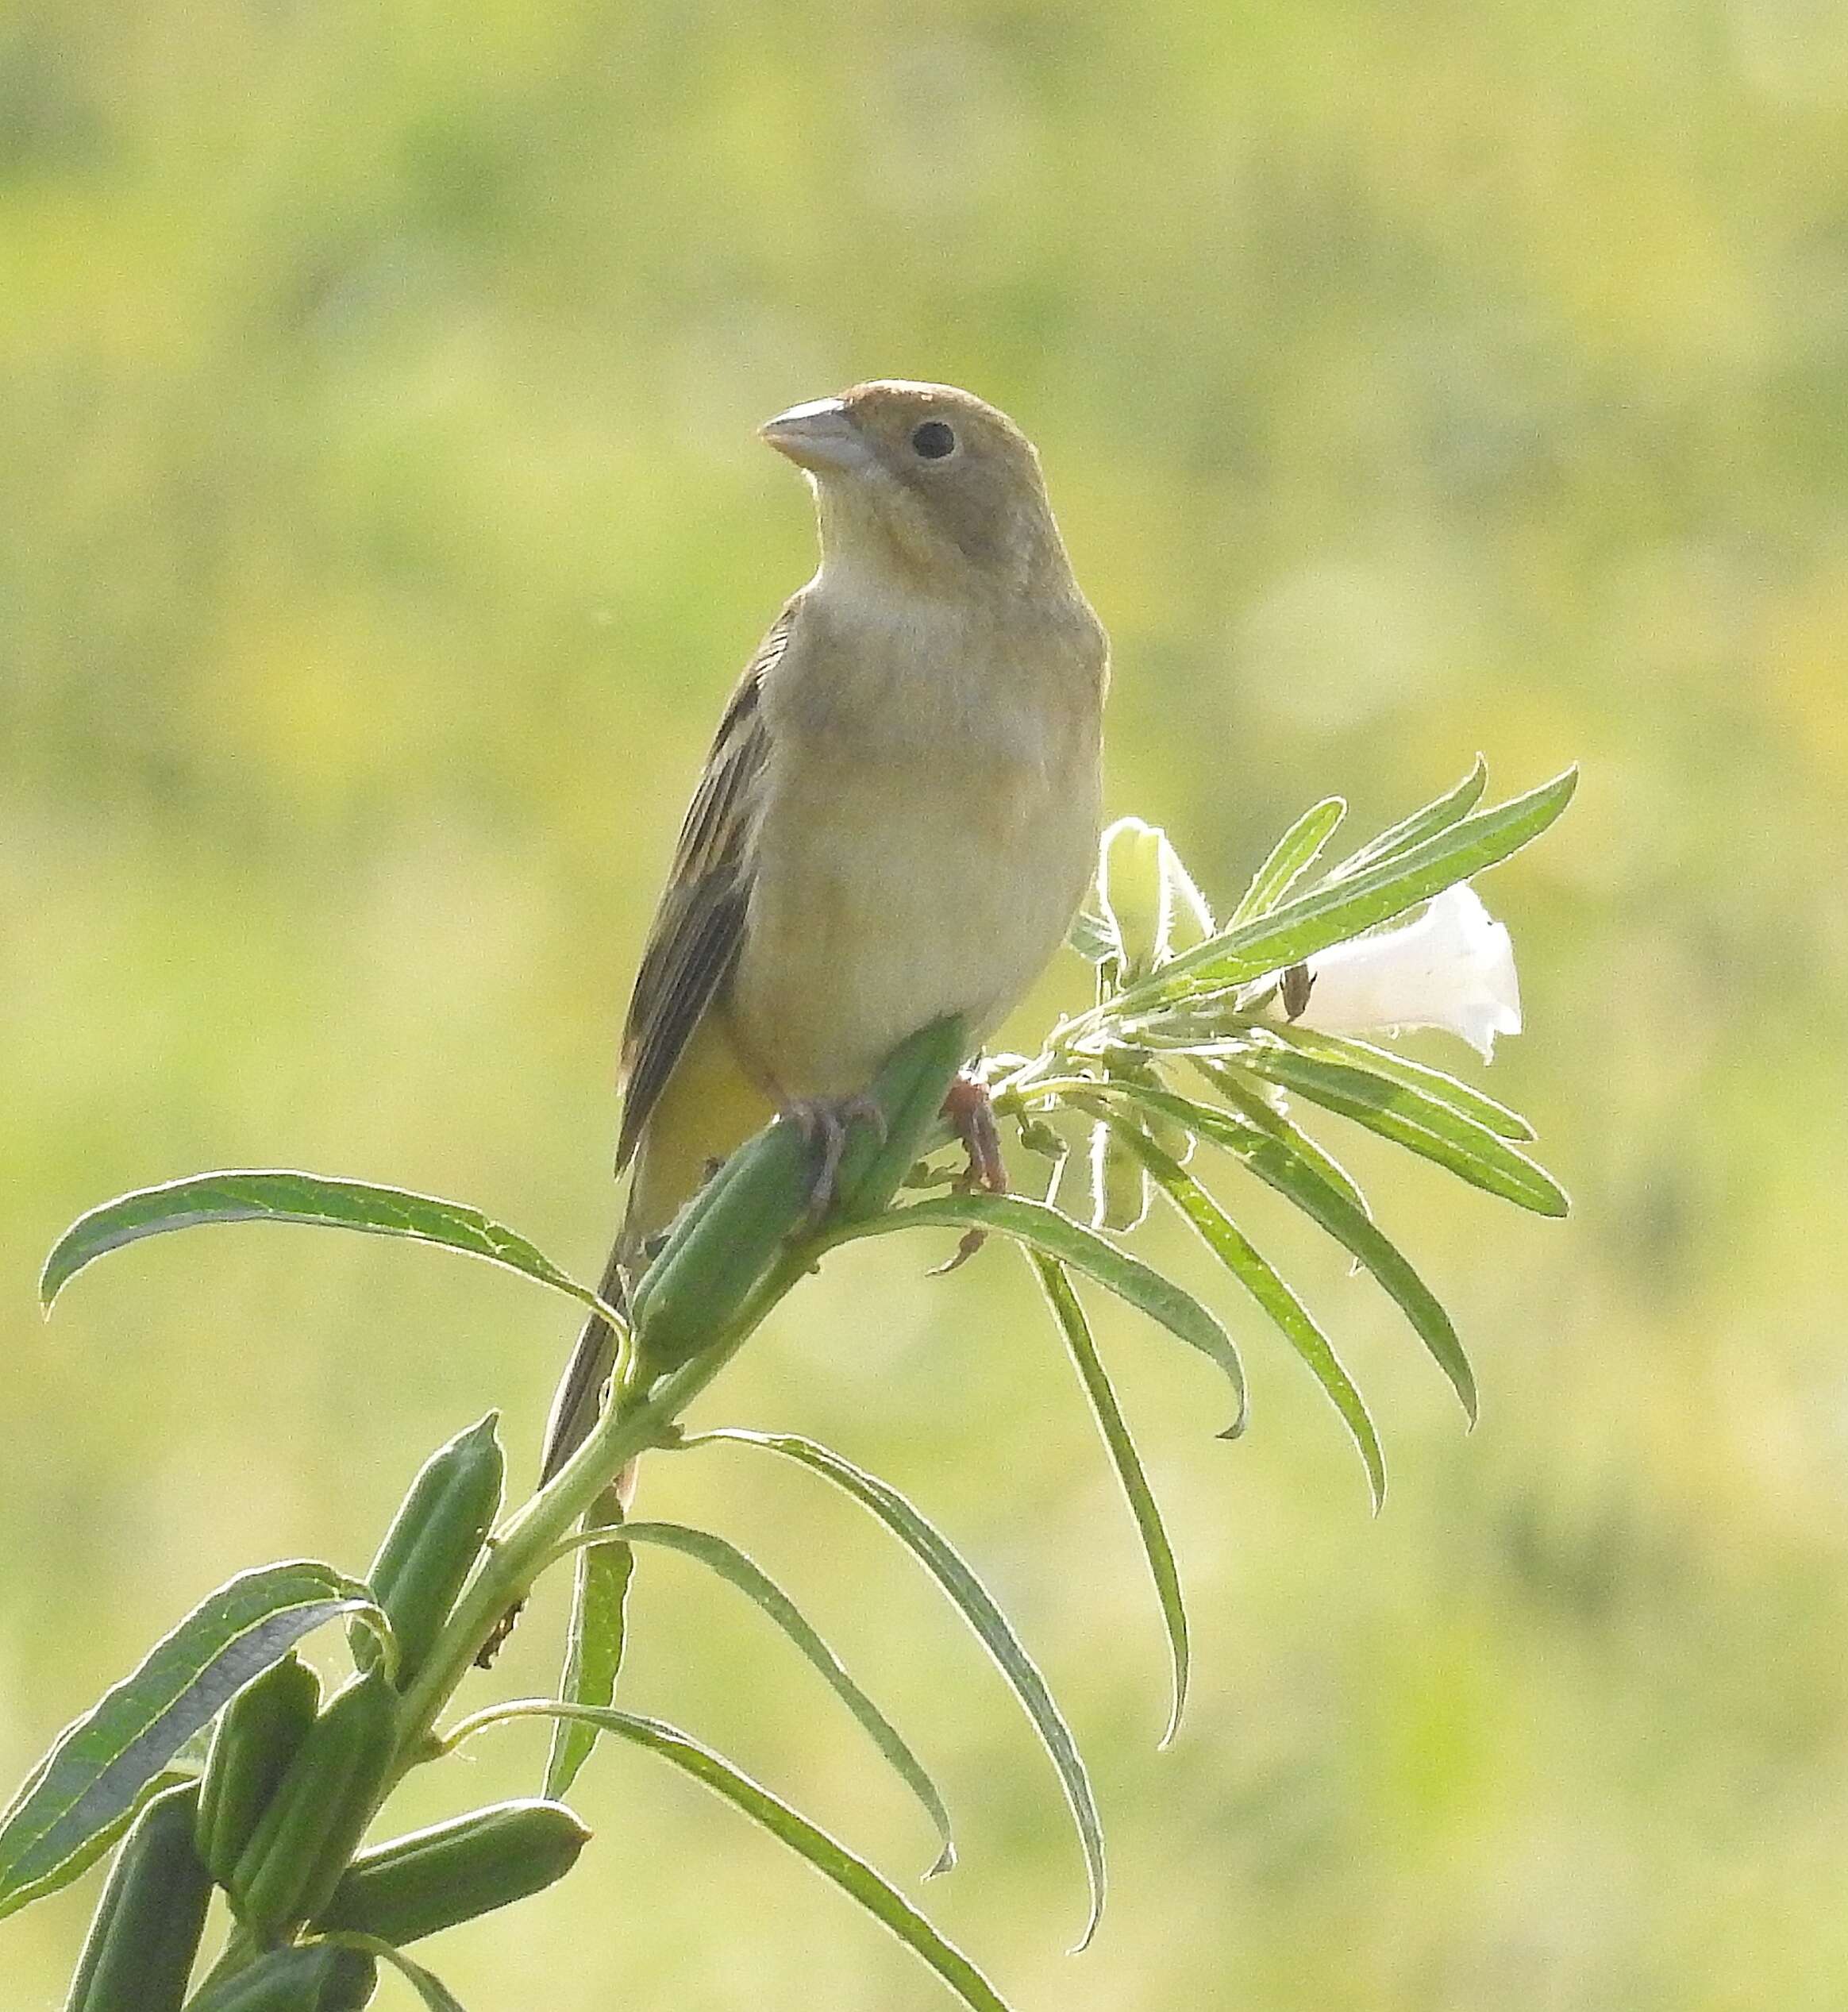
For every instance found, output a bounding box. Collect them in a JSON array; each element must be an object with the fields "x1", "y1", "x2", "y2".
[{"x1": 760, "y1": 381, "x2": 1072, "y2": 600}]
